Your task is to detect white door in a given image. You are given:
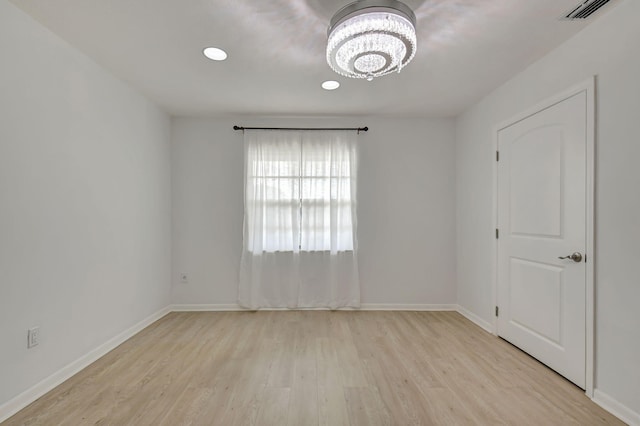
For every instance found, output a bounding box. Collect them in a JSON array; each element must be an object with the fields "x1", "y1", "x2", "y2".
[{"x1": 497, "y1": 91, "x2": 587, "y2": 388}]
